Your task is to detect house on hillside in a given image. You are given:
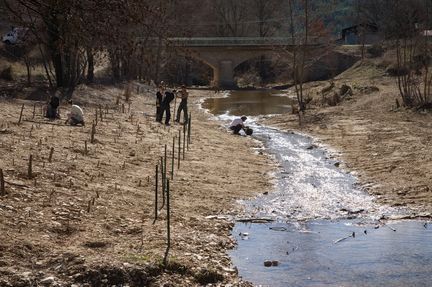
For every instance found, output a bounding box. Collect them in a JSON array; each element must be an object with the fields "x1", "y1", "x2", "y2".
[{"x1": 340, "y1": 23, "x2": 380, "y2": 45}]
